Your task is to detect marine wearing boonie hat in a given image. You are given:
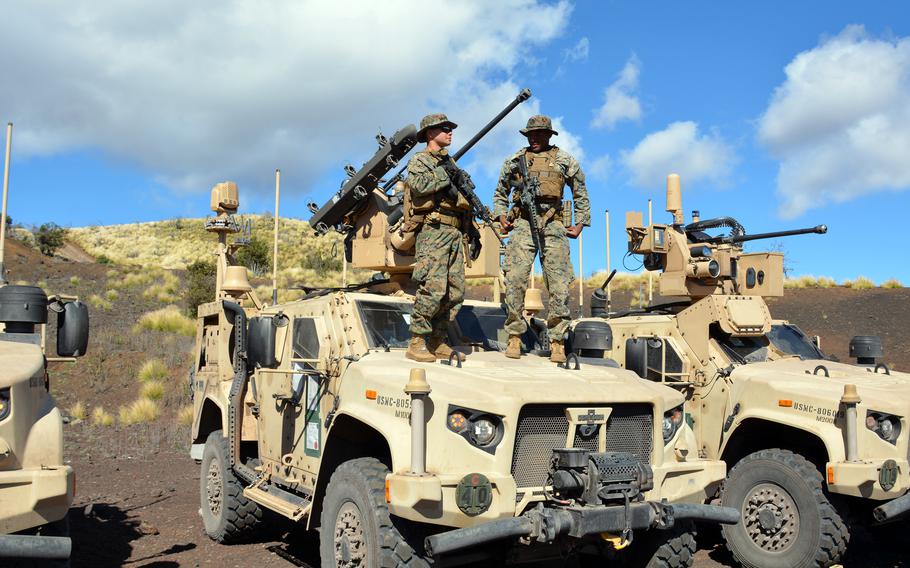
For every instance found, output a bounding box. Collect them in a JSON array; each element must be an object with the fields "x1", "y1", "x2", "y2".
[
  {"x1": 520, "y1": 115, "x2": 558, "y2": 136},
  {"x1": 416, "y1": 113, "x2": 458, "y2": 142}
]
